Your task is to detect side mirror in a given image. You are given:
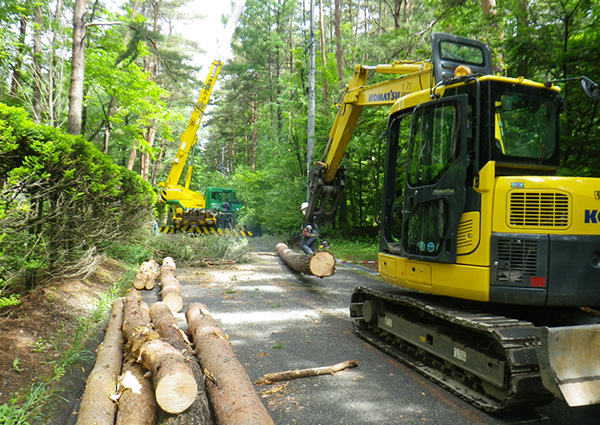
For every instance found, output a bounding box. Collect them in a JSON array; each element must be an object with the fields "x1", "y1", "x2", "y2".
[
  {"x1": 545, "y1": 76, "x2": 600, "y2": 101},
  {"x1": 581, "y1": 77, "x2": 600, "y2": 101}
]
